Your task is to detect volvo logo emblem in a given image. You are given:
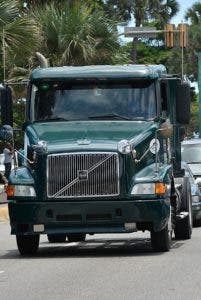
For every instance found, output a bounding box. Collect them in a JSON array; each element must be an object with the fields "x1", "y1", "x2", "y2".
[
  {"x1": 77, "y1": 139, "x2": 91, "y2": 145},
  {"x1": 78, "y1": 170, "x2": 88, "y2": 181}
]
